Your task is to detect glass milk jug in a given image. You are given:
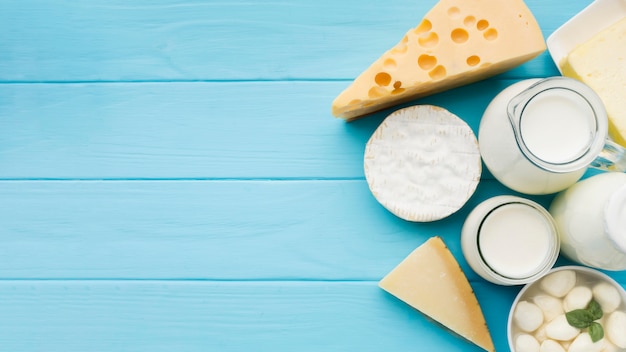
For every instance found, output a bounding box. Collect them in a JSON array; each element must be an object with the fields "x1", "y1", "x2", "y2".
[
  {"x1": 478, "y1": 77, "x2": 626, "y2": 195},
  {"x1": 549, "y1": 172, "x2": 626, "y2": 271}
]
